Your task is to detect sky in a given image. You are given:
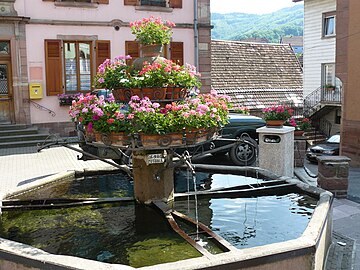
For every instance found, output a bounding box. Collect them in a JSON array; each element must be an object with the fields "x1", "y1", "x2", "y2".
[{"x1": 211, "y1": 0, "x2": 301, "y2": 14}]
